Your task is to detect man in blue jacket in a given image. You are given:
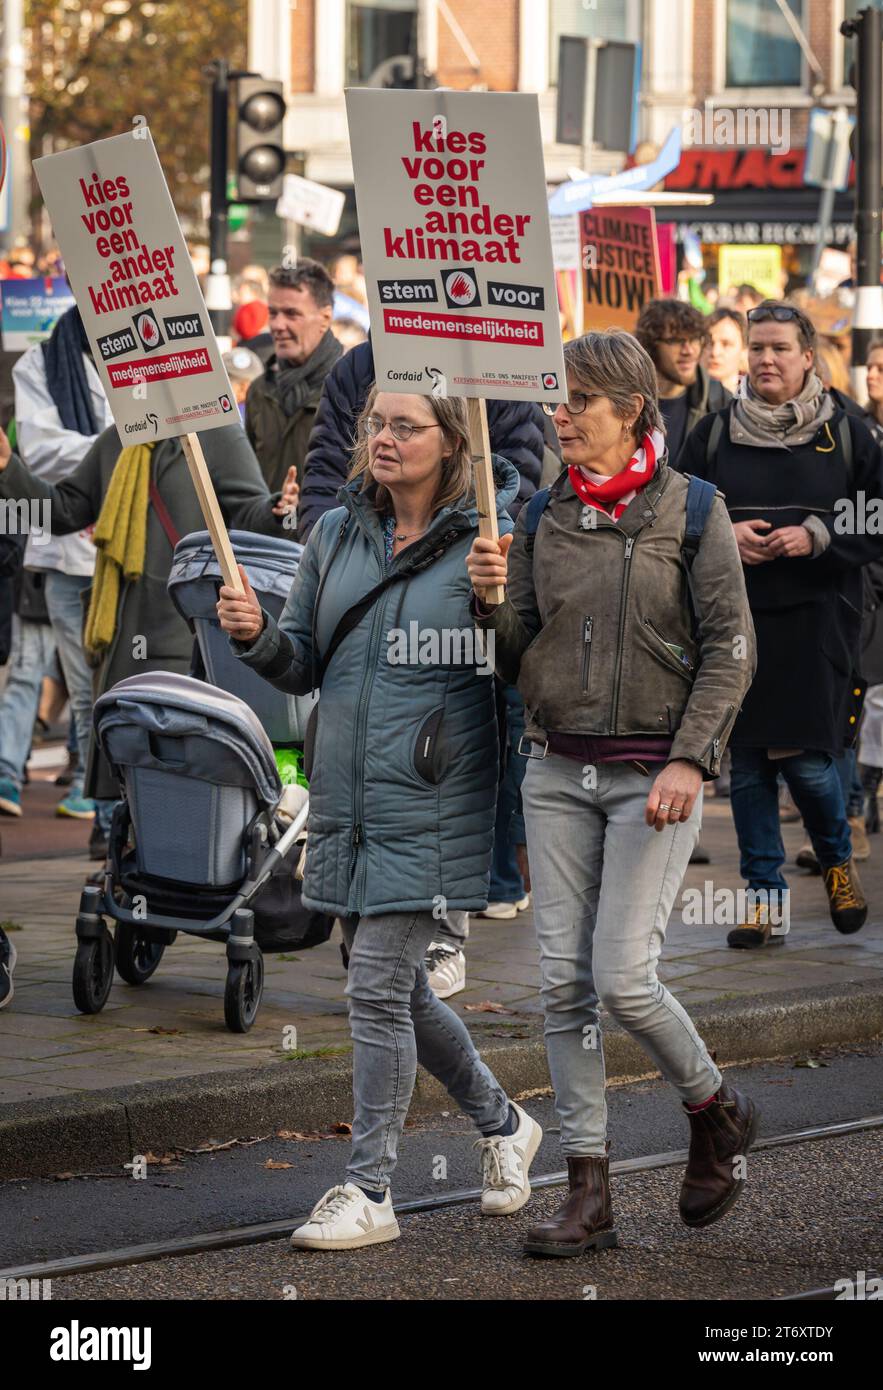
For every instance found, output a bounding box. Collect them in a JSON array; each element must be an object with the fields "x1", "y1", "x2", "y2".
[{"x1": 297, "y1": 338, "x2": 546, "y2": 539}]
